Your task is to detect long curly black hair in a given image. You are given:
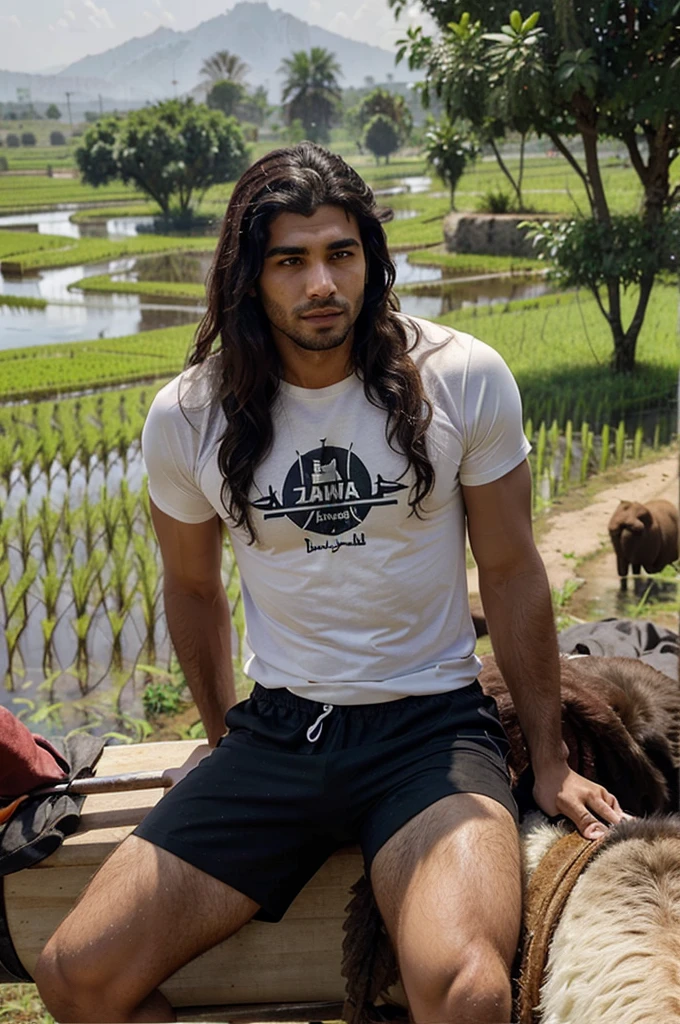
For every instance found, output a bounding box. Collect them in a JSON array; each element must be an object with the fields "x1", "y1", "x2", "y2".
[{"x1": 187, "y1": 142, "x2": 434, "y2": 542}]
